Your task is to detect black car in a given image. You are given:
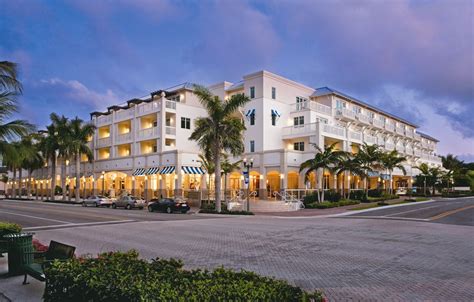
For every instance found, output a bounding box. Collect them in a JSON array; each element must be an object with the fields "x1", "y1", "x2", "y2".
[{"x1": 148, "y1": 198, "x2": 190, "y2": 214}]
